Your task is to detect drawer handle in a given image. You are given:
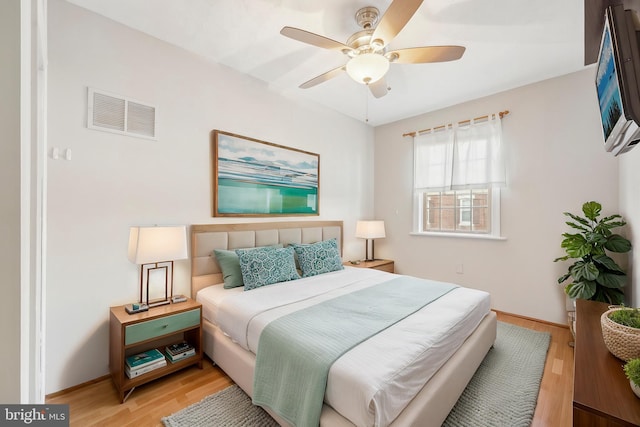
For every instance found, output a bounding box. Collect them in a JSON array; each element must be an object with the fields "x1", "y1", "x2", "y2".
[{"x1": 162, "y1": 324, "x2": 168, "y2": 328}]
